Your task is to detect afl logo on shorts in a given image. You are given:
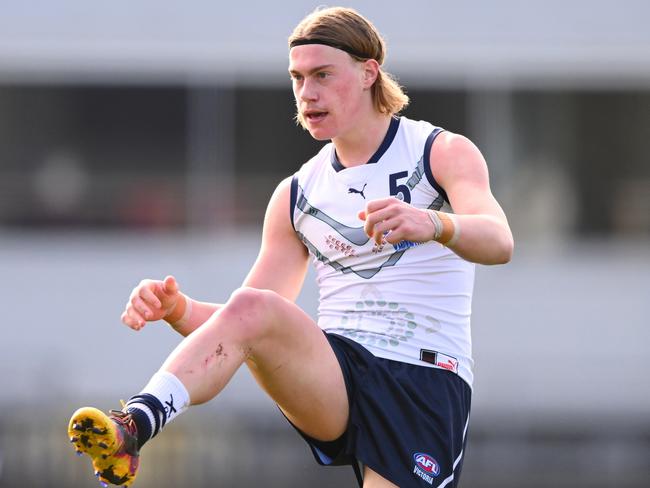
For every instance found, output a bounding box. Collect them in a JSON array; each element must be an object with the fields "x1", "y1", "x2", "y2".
[{"x1": 412, "y1": 452, "x2": 440, "y2": 484}]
